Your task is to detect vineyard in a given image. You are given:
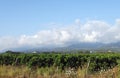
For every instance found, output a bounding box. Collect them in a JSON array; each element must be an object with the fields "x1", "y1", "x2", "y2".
[{"x1": 0, "y1": 51, "x2": 120, "y2": 74}]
